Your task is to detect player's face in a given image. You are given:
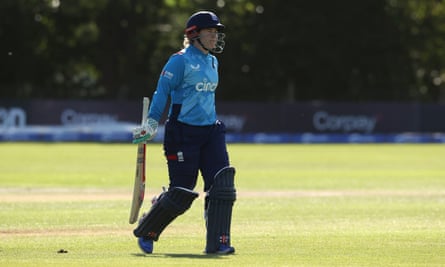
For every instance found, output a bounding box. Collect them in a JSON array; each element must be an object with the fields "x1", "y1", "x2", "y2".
[{"x1": 199, "y1": 28, "x2": 218, "y2": 49}]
